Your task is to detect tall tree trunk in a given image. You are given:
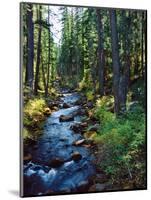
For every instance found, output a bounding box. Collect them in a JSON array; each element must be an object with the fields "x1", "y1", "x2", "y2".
[
  {"x1": 96, "y1": 9, "x2": 105, "y2": 96},
  {"x1": 144, "y1": 11, "x2": 147, "y2": 110},
  {"x1": 34, "y1": 5, "x2": 42, "y2": 95},
  {"x1": 24, "y1": 11, "x2": 28, "y2": 85},
  {"x1": 41, "y1": 62, "x2": 47, "y2": 95},
  {"x1": 109, "y1": 10, "x2": 120, "y2": 115},
  {"x1": 133, "y1": 12, "x2": 139, "y2": 78},
  {"x1": 134, "y1": 54, "x2": 139, "y2": 76},
  {"x1": 25, "y1": 35, "x2": 28, "y2": 84},
  {"x1": 144, "y1": 11, "x2": 147, "y2": 82},
  {"x1": 119, "y1": 11, "x2": 131, "y2": 112},
  {"x1": 88, "y1": 36, "x2": 96, "y2": 90},
  {"x1": 81, "y1": 11, "x2": 85, "y2": 80},
  {"x1": 45, "y1": 6, "x2": 51, "y2": 97},
  {"x1": 141, "y1": 12, "x2": 144, "y2": 79},
  {"x1": 26, "y1": 3, "x2": 34, "y2": 90},
  {"x1": 70, "y1": 8, "x2": 74, "y2": 79}
]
